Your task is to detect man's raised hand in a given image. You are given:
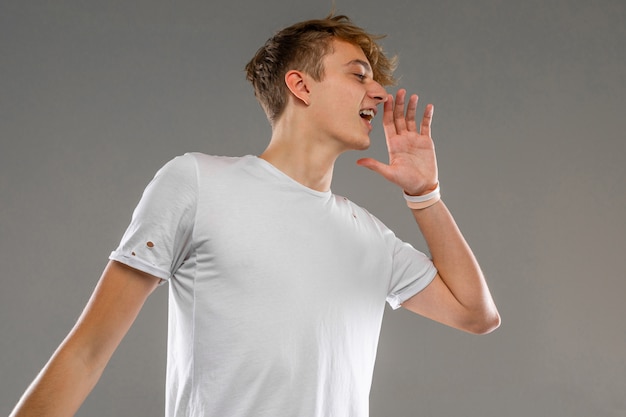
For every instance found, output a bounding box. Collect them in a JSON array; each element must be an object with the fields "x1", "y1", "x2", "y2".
[{"x1": 357, "y1": 89, "x2": 439, "y2": 196}]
